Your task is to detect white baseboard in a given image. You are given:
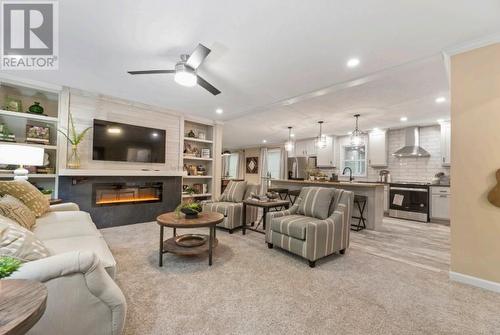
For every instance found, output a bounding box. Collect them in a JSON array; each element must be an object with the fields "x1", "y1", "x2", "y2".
[{"x1": 449, "y1": 271, "x2": 500, "y2": 293}]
